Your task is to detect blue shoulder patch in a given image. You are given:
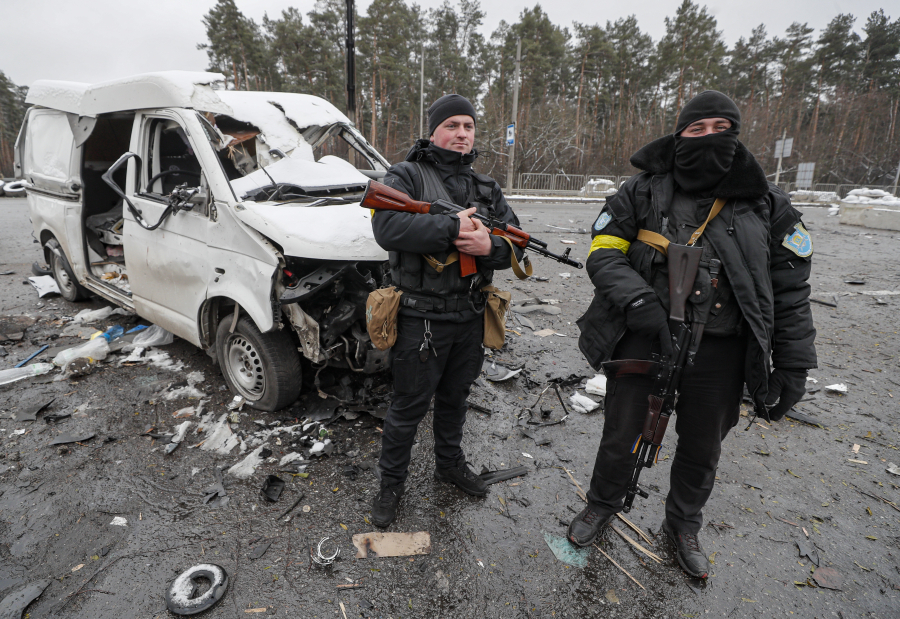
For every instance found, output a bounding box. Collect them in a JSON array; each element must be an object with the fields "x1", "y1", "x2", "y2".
[
  {"x1": 593, "y1": 211, "x2": 612, "y2": 232},
  {"x1": 782, "y1": 223, "x2": 813, "y2": 257}
]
